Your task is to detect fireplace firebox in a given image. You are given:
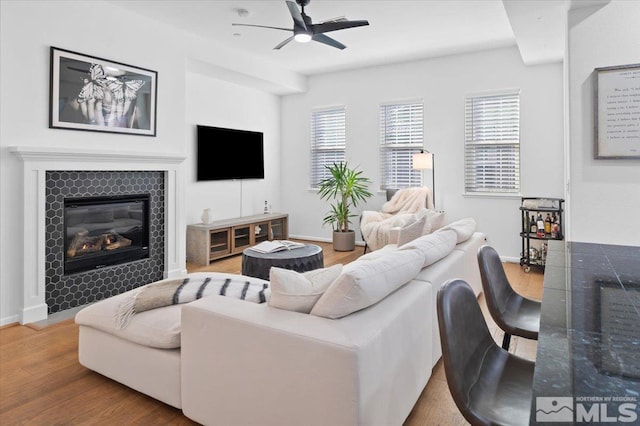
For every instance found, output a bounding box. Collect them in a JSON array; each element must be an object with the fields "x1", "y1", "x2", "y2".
[{"x1": 64, "y1": 194, "x2": 150, "y2": 275}]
